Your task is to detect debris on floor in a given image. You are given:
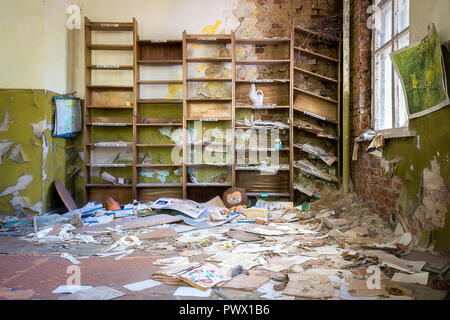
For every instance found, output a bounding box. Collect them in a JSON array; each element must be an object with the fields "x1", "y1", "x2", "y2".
[{"x1": 0, "y1": 191, "x2": 448, "y2": 300}]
